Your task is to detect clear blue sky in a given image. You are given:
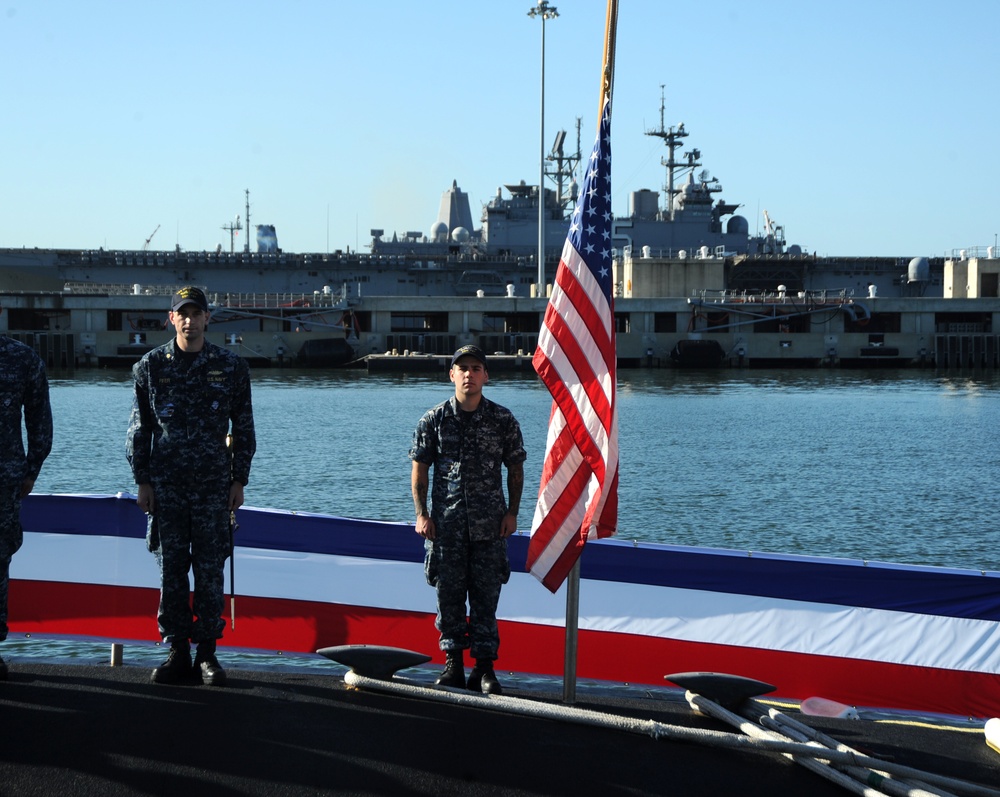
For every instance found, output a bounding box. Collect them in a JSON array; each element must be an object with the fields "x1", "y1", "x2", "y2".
[{"x1": 2, "y1": 0, "x2": 997, "y2": 258}]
